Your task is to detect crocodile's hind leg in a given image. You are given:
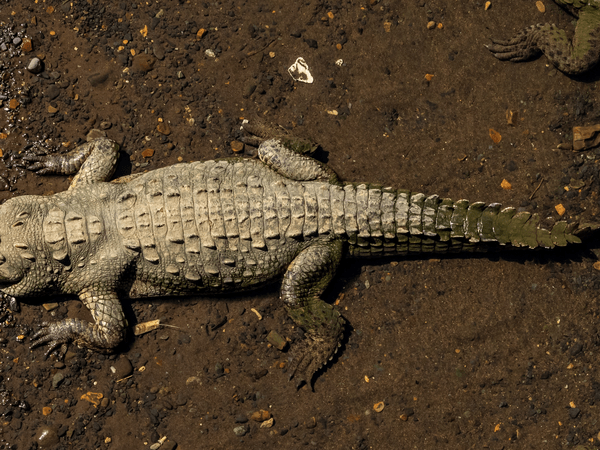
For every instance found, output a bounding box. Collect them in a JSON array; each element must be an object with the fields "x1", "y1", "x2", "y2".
[
  {"x1": 282, "y1": 237, "x2": 345, "y2": 388},
  {"x1": 31, "y1": 289, "x2": 127, "y2": 357},
  {"x1": 241, "y1": 119, "x2": 319, "y2": 155},
  {"x1": 487, "y1": 6, "x2": 600, "y2": 74},
  {"x1": 242, "y1": 120, "x2": 340, "y2": 183},
  {"x1": 23, "y1": 136, "x2": 120, "y2": 189}
]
